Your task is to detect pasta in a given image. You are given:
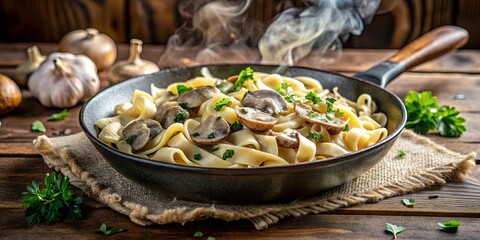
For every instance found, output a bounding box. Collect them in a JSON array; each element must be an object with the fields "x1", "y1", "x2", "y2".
[{"x1": 96, "y1": 67, "x2": 388, "y2": 168}]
